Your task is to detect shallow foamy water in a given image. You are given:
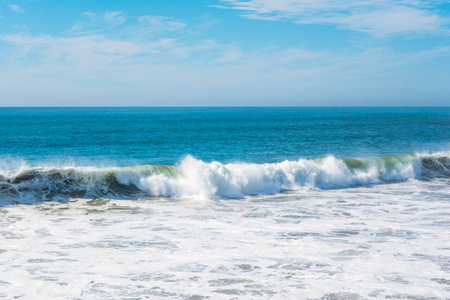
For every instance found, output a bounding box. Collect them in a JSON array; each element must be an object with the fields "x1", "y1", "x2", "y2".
[{"x1": 1, "y1": 179, "x2": 449, "y2": 299}]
